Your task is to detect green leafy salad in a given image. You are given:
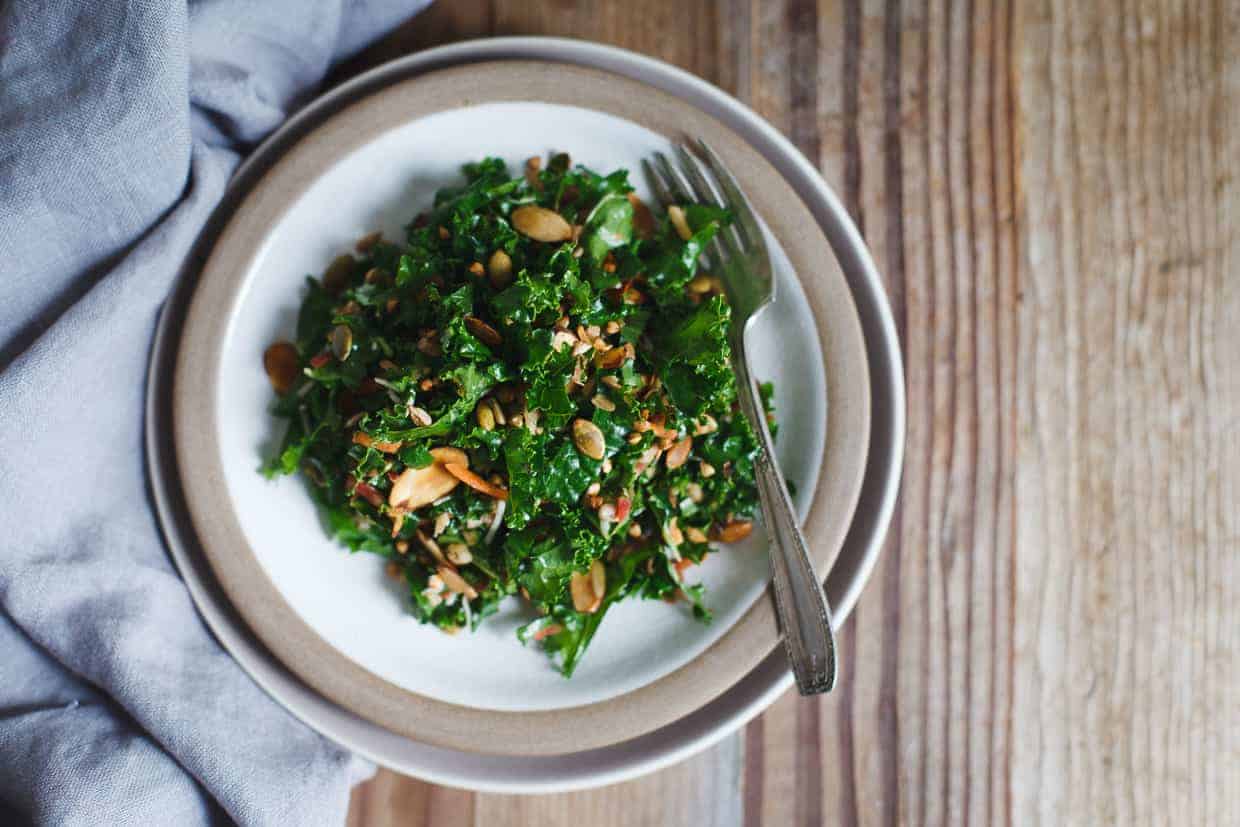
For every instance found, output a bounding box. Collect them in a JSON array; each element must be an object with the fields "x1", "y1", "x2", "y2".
[{"x1": 262, "y1": 154, "x2": 772, "y2": 677}]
